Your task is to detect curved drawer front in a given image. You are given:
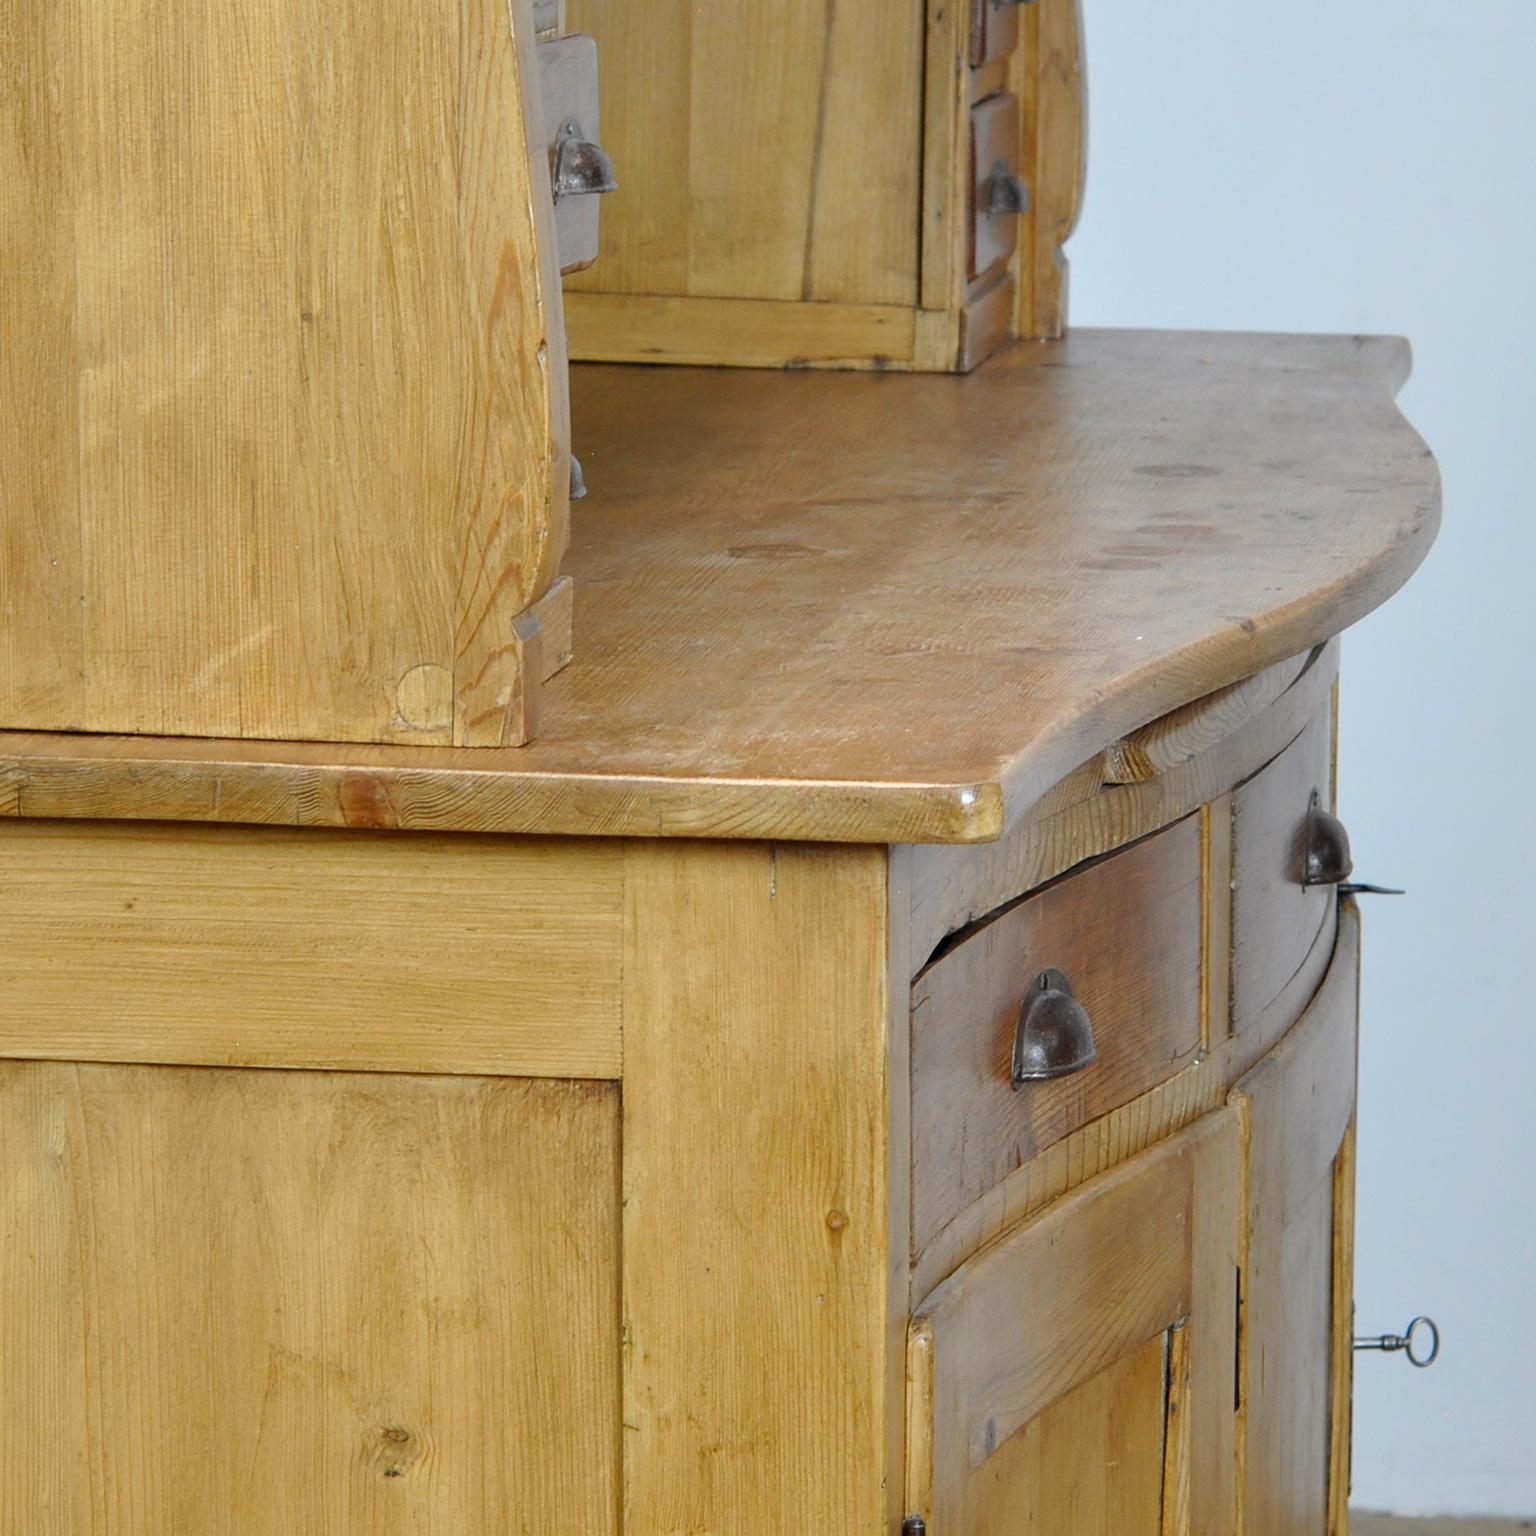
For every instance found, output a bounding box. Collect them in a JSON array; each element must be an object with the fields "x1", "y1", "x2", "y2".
[
  {"x1": 910, "y1": 813, "x2": 1205, "y2": 1257},
  {"x1": 1229, "y1": 710, "x2": 1339, "y2": 1051}
]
